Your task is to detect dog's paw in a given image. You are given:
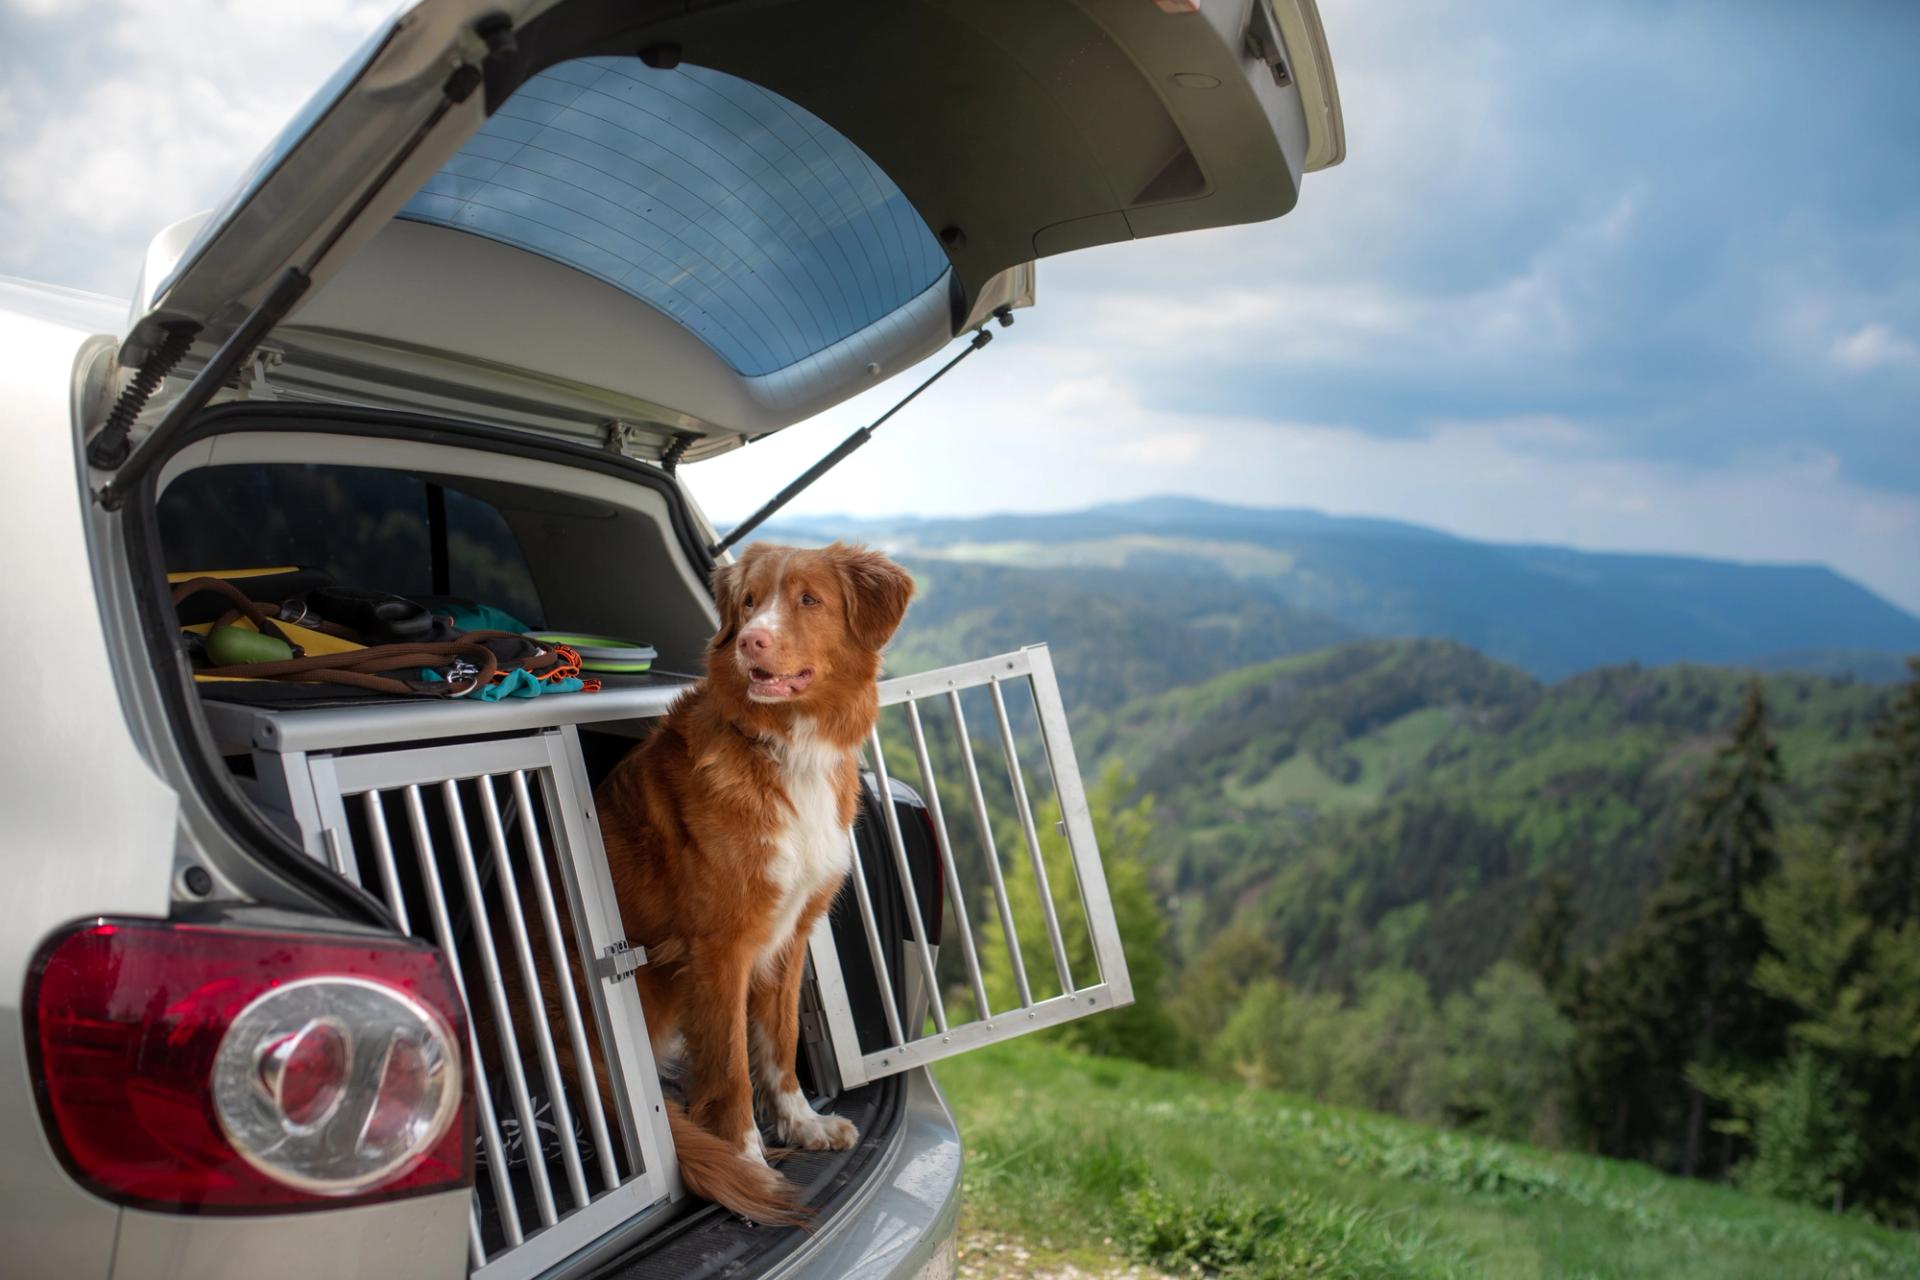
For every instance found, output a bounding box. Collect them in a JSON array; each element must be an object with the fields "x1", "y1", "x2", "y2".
[
  {"x1": 772, "y1": 1091, "x2": 859, "y2": 1150},
  {"x1": 782, "y1": 1111, "x2": 859, "y2": 1151}
]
